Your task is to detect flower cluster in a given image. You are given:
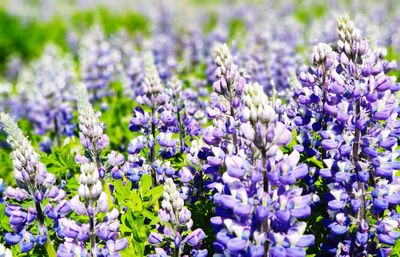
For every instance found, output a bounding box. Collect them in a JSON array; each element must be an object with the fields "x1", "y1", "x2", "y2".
[
  {"x1": 148, "y1": 178, "x2": 207, "y2": 257},
  {"x1": 0, "y1": 113, "x2": 66, "y2": 253},
  {"x1": 127, "y1": 53, "x2": 187, "y2": 186},
  {"x1": 194, "y1": 43, "x2": 247, "y2": 196},
  {"x1": 208, "y1": 79, "x2": 314, "y2": 256},
  {"x1": 57, "y1": 163, "x2": 127, "y2": 257},
  {"x1": 76, "y1": 83, "x2": 110, "y2": 160},
  {"x1": 293, "y1": 17, "x2": 400, "y2": 256},
  {"x1": 209, "y1": 43, "x2": 246, "y2": 153}
]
